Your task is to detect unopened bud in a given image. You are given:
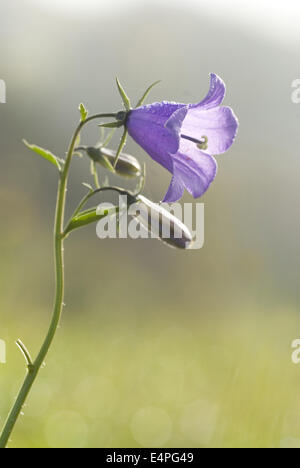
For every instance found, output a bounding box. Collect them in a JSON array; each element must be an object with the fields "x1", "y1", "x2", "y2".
[
  {"x1": 81, "y1": 146, "x2": 141, "y2": 178},
  {"x1": 130, "y1": 195, "x2": 194, "y2": 249}
]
